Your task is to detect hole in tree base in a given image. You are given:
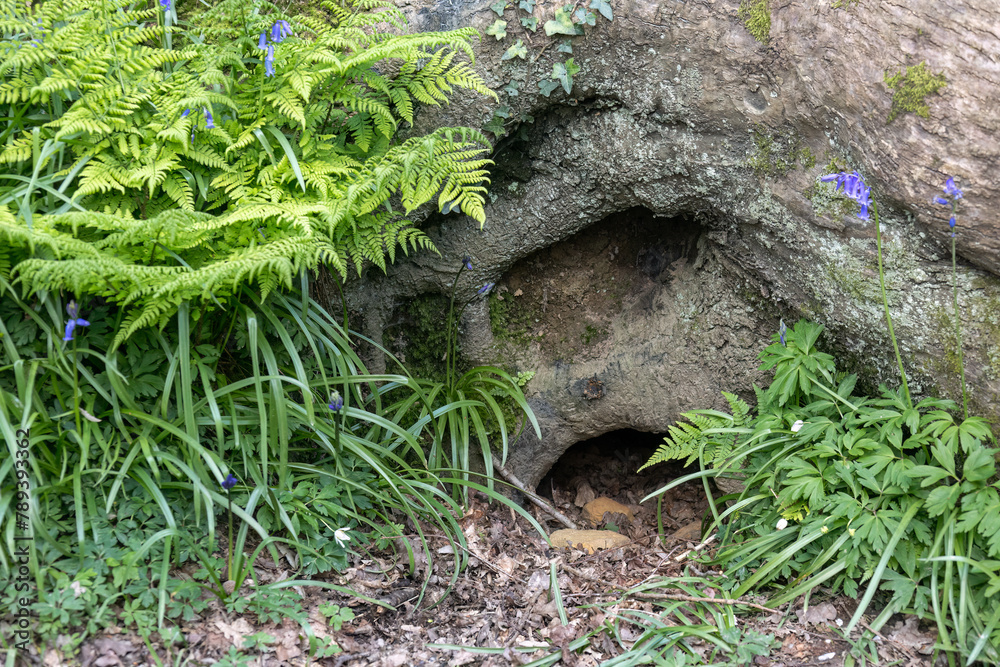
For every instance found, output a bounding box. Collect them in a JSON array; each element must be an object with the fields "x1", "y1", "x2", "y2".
[{"x1": 536, "y1": 429, "x2": 713, "y2": 537}]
